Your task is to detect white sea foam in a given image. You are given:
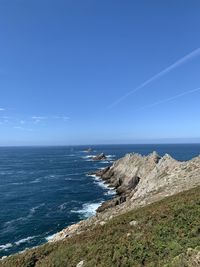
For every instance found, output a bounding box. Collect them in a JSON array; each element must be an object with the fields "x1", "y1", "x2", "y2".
[
  {"x1": 87, "y1": 173, "x2": 116, "y2": 196},
  {"x1": 58, "y1": 202, "x2": 67, "y2": 211},
  {"x1": 15, "y1": 236, "x2": 36, "y2": 246},
  {"x1": 71, "y1": 202, "x2": 103, "y2": 218},
  {"x1": 29, "y1": 203, "x2": 45, "y2": 215},
  {"x1": 82, "y1": 155, "x2": 94, "y2": 159},
  {"x1": 0, "y1": 256, "x2": 7, "y2": 260},
  {"x1": 45, "y1": 233, "x2": 57, "y2": 241},
  {"x1": 104, "y1": 189, "x2": 116, "y2": 196},
  {"x1": 86, "y1": 174, "x2": 99, "y2": 179},
  {"x1": 4, "y1": 217, "x2": 26, "y2": 228},
  {"x1": 10, "y1": 182, "x2": 25, "y2": 185},
  {"x1": 0, "y1": 243, "x2": 12, "y2": 251},
  {"x1": 94, "y1": 180, "x2": 109, "y2": 190},
  {"x1": 106, "y1": 155, "x2": 116, "y2": 158},
  {"x1": 3, "y1": 204, "x2": 45, "y2": 230}
]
